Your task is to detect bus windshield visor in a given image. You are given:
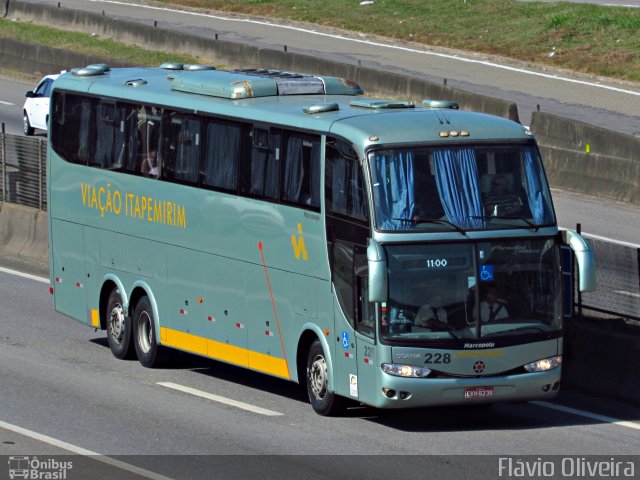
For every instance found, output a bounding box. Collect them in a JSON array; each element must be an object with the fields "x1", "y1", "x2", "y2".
[
  {"x1": 380, "y1": 239, "x2": 562, "y2": 344},
  {"x1": 368, "y1": 144, "x2": 555, "y2": 231}
]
